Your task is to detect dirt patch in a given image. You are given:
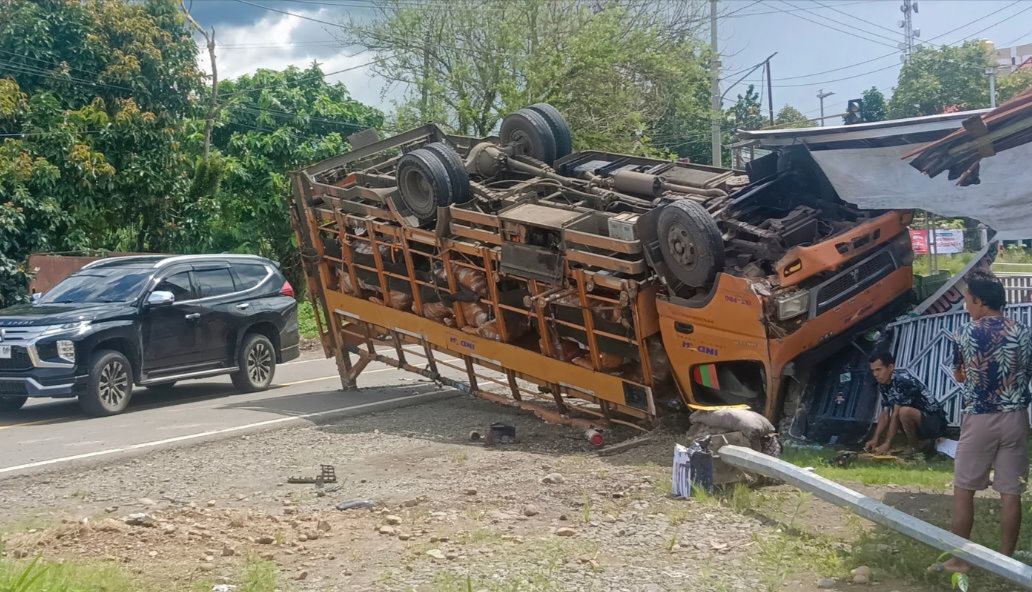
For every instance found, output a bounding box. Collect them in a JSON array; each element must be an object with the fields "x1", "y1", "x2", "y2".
[{"x1": 0, "y1": 395, "x2": 925, "y2": 591}]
